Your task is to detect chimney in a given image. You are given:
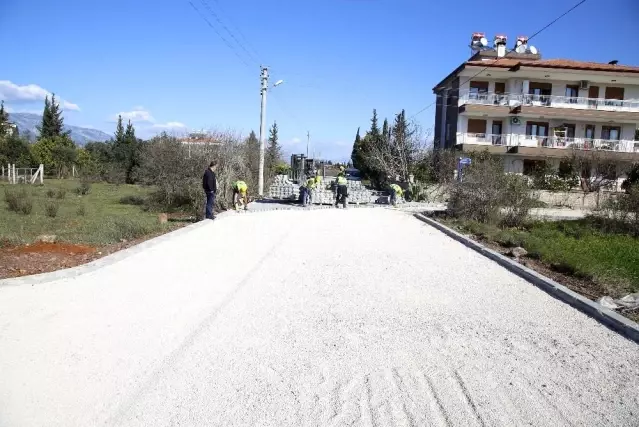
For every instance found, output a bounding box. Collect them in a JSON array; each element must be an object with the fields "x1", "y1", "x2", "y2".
[
  {"x1": 514, "y1": 36, "x2": 529, "y2": 53},
  {"x1": 494, "y1": 34, "x2": 508, "y2": 58}
]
